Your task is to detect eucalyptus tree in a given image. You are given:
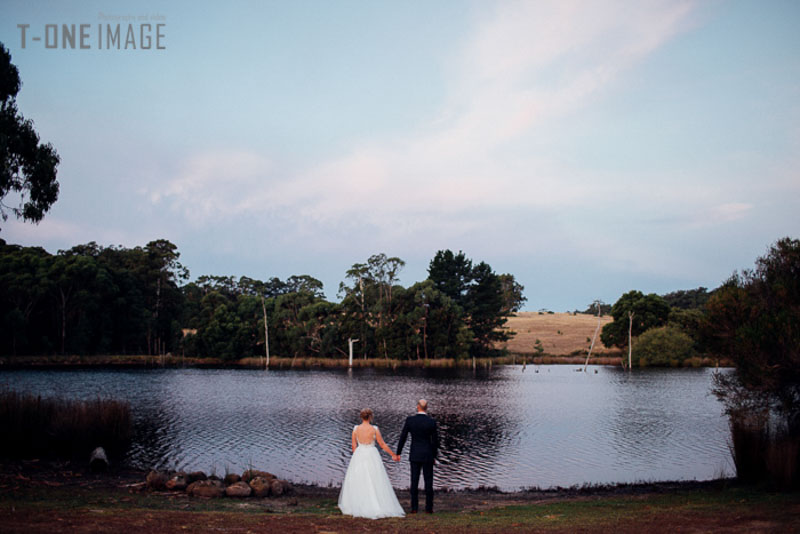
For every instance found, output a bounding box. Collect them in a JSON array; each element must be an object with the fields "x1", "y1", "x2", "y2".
[
  {"x1": 498, "y1": 273, "x2": 527, "y2": 314},
  {"x1": 404, "y1": 280, "x2": 470, "y2": 360},
  {"x1": 272, "y1": 285, "x2": 327, "y2": 359},
  {"x1": 0, "y1": 43, "x2": 60, "y2": 227},
  {"x1": 47, "y1": 250, "x2": 113, "y2": 354},
  {"x1": 141, "y1": 240, "x2": 188, "y2": 355},
  {"x1": 339, "y1": 253, "x2": 405, "y2": 358},
  {"x1": 0, "y1": 240, "x2": 51, "y2": 354}
]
